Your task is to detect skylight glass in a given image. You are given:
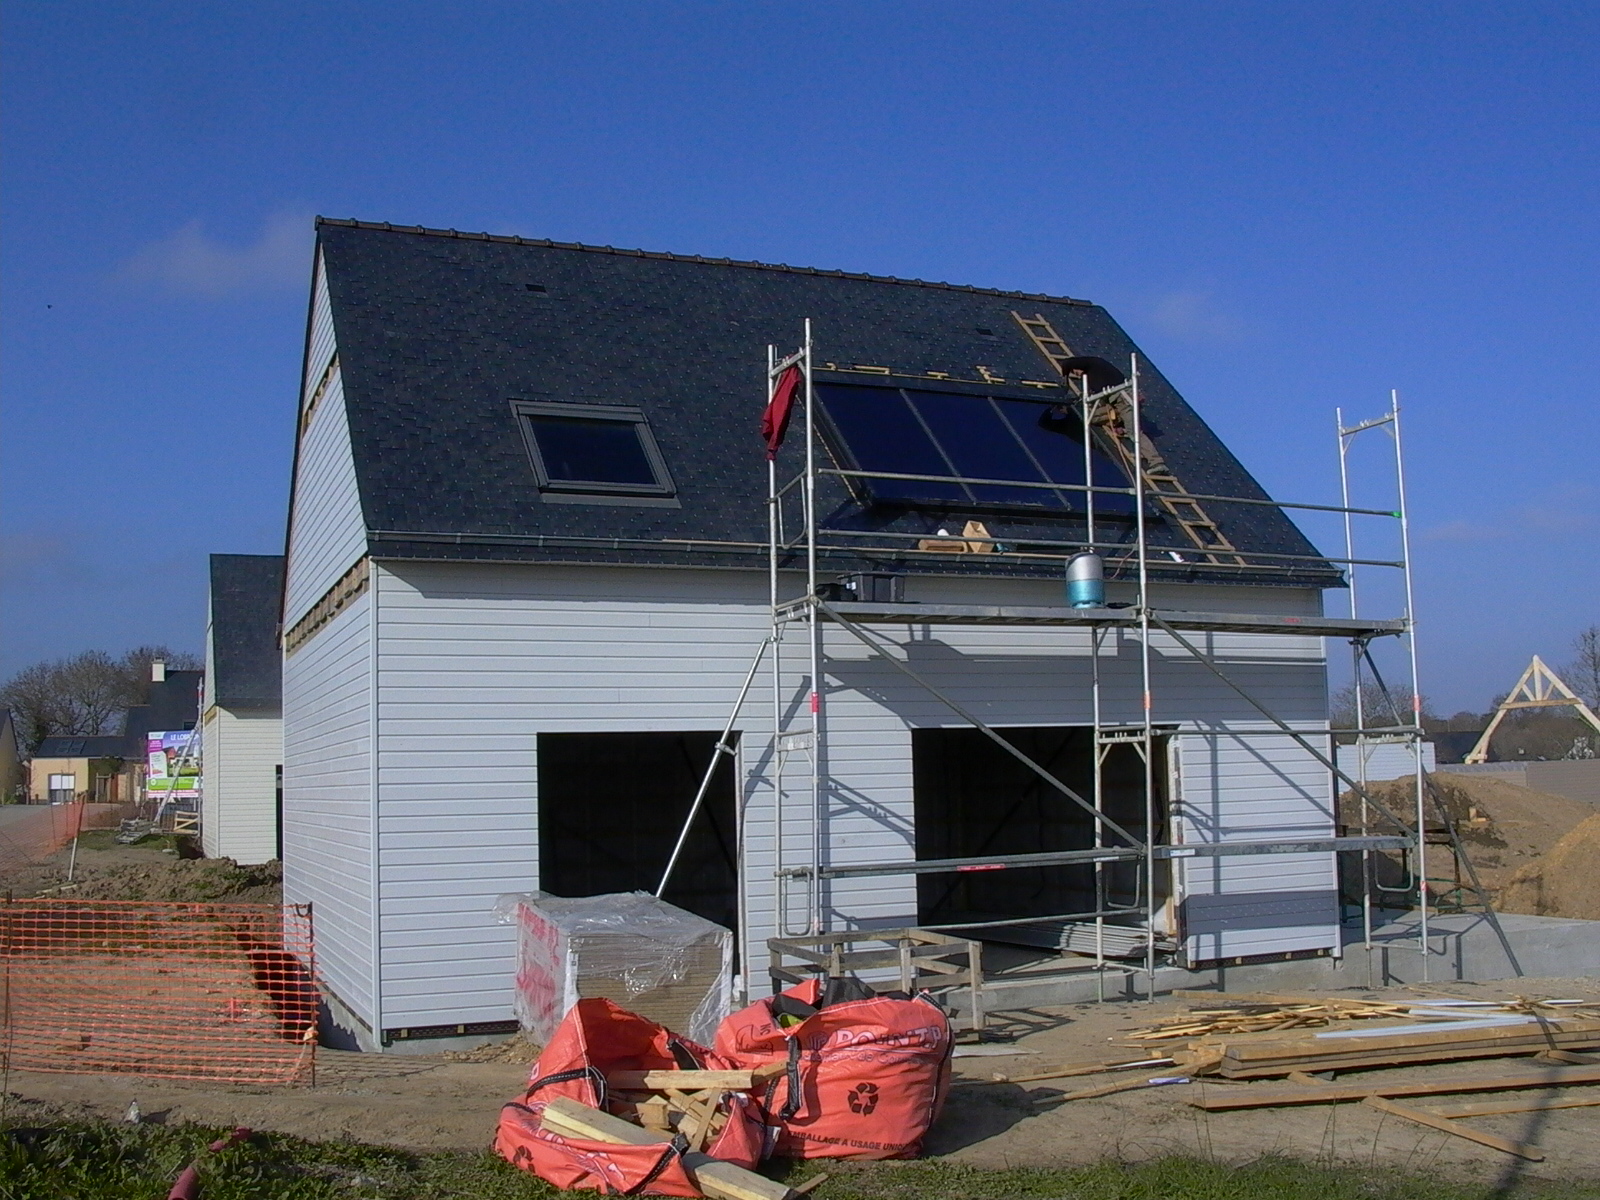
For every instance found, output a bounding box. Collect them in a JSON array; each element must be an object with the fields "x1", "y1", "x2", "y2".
[
  {"x1": 815, "y1": 383, "x2": 1133, "y2": 514},
  {"x1": 514, "y1": 402, "x2": 674, "y2": 497}
]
